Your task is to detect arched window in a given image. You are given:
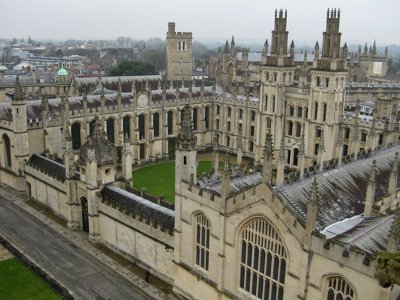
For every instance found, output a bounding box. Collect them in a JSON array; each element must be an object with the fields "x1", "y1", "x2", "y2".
[
  {"x1": 344, "y1": 128, "x2": 350, "y2": 140},
  {"x1": 167, "y1": 111, "x2": 173, "y2": 135},
  {"x1": 293, "y1": 148, "x2": 299, "y2": 166},
  {"x1": 296, "y1": 123, "x2": 301, "y2": 137},
  {"x1": 89, "y1": 119, "x2": 96, "y2": 137},
  {"x1": 216, "y1": 105, "x2": 220, "y2": 115},
  {"x1": 123, "y1": 115, "x2": 131, "y2": 139},
  {"x1": 2, "y1": 134, "x2": 11, "y2": 168},
  {"x1": 239, "y1": 108, "x2": 243, "y2": 120},
  {"x1": 193, "y1": 108, "x2": 198, "y2": 131},
  {"x1": 272, "y1": 96, "x2": 276, "y2": 113},
  {"x1": 204, "y1": 106, "x2": 210, "y2": 129},
  {"x1": 266, "y1": 118, "x2": 272, "y2": 129},
  {"x1": 70, "y1": 122, "x2": 81, "y2": 150},
  {"x1": 297, "y1": 106, "x2": 303, "y2": 118},
  {"x1": 153, "y1": 113, "x2": 160, "y2": 138},
  {"x1": 227, "y1": 107, "x2": 232, "y2": 117},
  {"x1": 239, "y1": 218, "x2": 287, "y2": 300},
  {"x1": 322, "y1": 103, "x2": 327, "y2": 122},
  {"x1": 251, "y1": 110, "x2": 256, "y2": 121},
  {"x1": 249, "y1": 141, "x2": 254, "y2": 152},
  {"x1": 287, "y1": 121, "x2": 293, "y2": 136},
  {"x1": 138, "y1": 114, "x2": 145, "y2": 139},
  {"x1": 314, "y1": 143, "x2": 319, "y2": 155},
  {"x1": 195, "y1": 213, "x2": 210, "y2": 271},
  {"x1": 324, "y1": 276, "x2": 355, "y2": 300},
  {"x1": 343, "y1": 144, "x2": 349, "y2": 156},
  {"x1": 314, "y1": 102, "x2": 319, "y2": 121},
  {"x1": 226, "y1": 136, "x2": 230, "y2": 147},
  {"x1": 106, "y1": 118, "x2": 115, "y2": 143}
]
